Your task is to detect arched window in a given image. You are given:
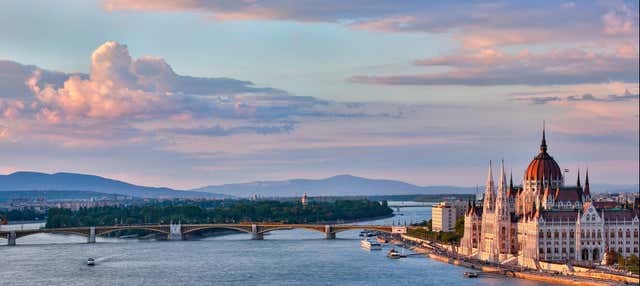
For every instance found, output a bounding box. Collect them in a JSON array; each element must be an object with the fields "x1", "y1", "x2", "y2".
[
  {"x1": 547, "y1": 231, "x2": 551, "y2": 238},
  {"x1": 619, "y1": 230, "x2": 623, "y2": 238},
  {"x1": 554, "y1": 231, "x2": 559, "y2": 238},
  {"x1": 626, "y1": 230, "x2": 631, "y2": 238},
  {"x1": 570, "y1": 230, "x2": 574, "y2": 238},
  {"x1": 539, "y1": 231, "x2": 544, "y2": 238}
]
